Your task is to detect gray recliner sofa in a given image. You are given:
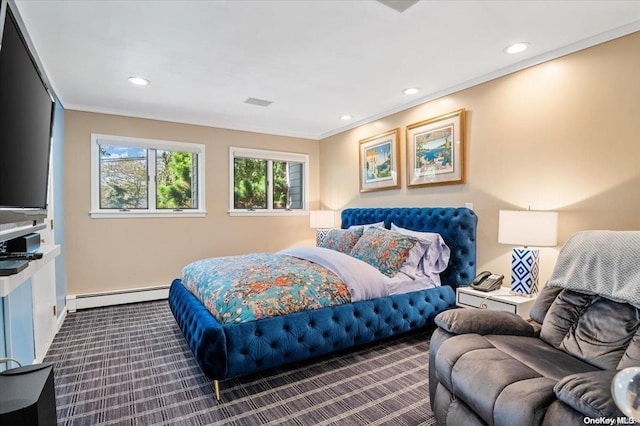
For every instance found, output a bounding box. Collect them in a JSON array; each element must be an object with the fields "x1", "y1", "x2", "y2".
[{"x1": 429, "y1": 230, "x2": 640, "y2": 425}]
